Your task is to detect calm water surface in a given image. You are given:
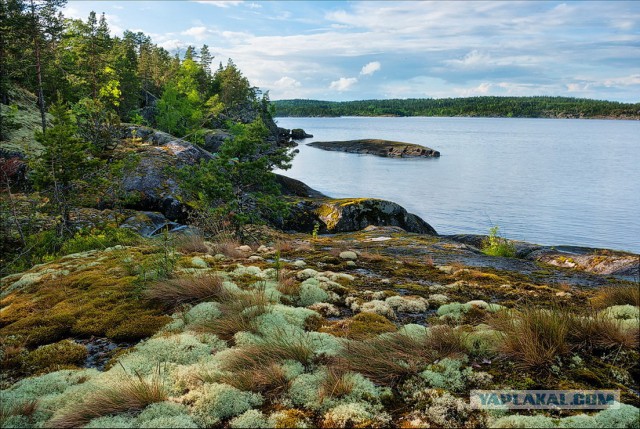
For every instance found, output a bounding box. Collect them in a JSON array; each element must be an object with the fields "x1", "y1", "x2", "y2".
[{"x1": 275, "y1": 117, "x2": 640, "y2": 253}]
